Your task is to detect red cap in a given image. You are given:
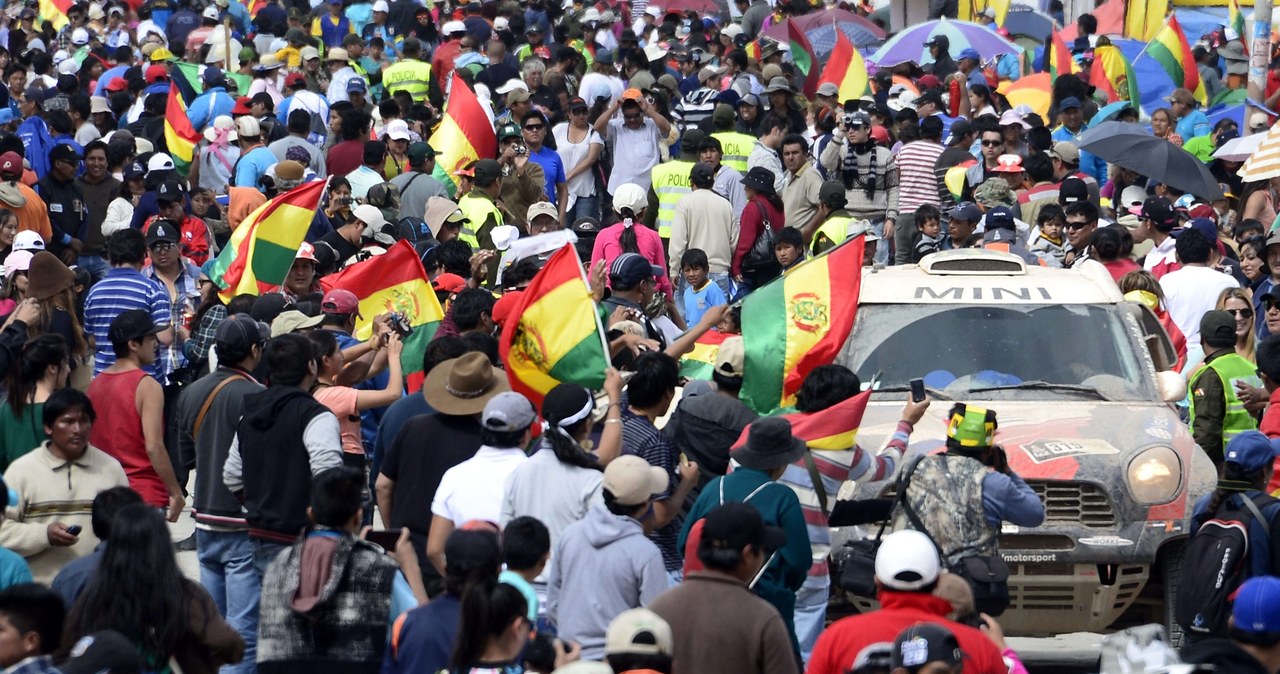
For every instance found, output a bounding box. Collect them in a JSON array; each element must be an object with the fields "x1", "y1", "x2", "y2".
[
  {"x1": 491, "y1": 290, "x2": 523, "y2": 327},
  {"x1": 917, "y1": 74, "x2": 940, "y2": 90},
  {"x1": 144, "y1": 64, "x2": 168, "y2": 84},
  {"x1": 231, "y1": 96, "x2": 253, "y2": 115},
  {"x1": 105, "y1": 76, "x2": 128, "y2": 92},
  {"x1": 285, "y1": 72, "x2": 305, "y2": 88},
  {"x1": 321, "y1": 288, "x2": 361, "y2": 316},
  {"x1": 431, "y1": 272, "x2": 467, "y2": 294},
  {"x1": 0, "y1": 151, "x2": 21, "y2": 179},
  {"x1": 870, "y1": 125, "x2": 890, "y2": 144}
]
